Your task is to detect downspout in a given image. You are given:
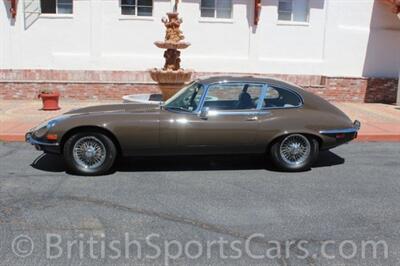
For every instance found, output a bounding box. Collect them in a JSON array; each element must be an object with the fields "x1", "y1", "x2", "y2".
[
  {"x1": 397, "y1": 73, "x2": 399, "y2": 106},
  {"x1": 254, "y1": 0, "x2": 261, "y2": 25},
  {"x1": 9, "y1": 0, "x2": 17, "y2": 18},
  {"x1": 392, "y1": 1, "x2": 400, "y2": 105}
]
